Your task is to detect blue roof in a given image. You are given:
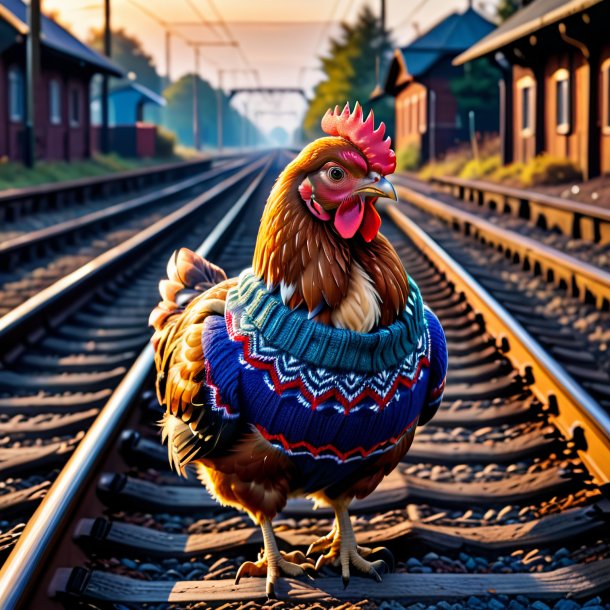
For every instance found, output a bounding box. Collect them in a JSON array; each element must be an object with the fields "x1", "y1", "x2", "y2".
[
  {"x1": 98, "y1": 82, "x2": 166, "y2": 107},
  {"x1": 399, "y1": 8, "x2": 496, "y2": 77},
  {"x1": 0, "y1": 0, "x2": 123, "y2": 76}
]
